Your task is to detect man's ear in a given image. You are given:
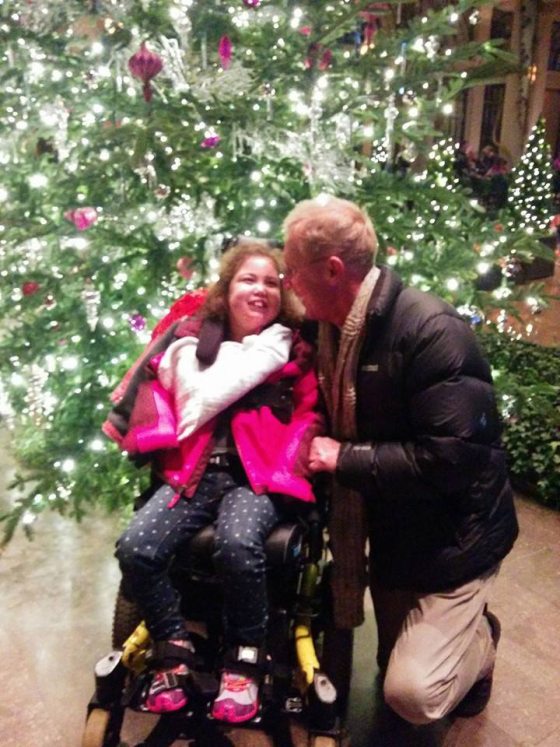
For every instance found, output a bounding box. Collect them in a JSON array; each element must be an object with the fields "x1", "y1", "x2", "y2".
[{"x1": 325, "y1": 255, "x2": 345, "y2": 279}]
